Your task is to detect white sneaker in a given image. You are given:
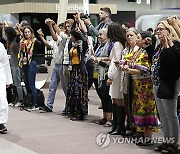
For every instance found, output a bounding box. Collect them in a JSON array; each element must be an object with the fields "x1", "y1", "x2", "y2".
[
  {"x1": 8, "y1": 103, "x2": 13, "y2": 106},
  {"x1": 15, "y1": 102, "x2": 22, "y2": 107}
]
